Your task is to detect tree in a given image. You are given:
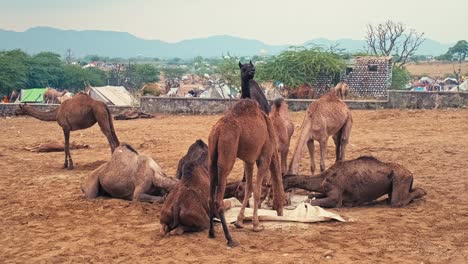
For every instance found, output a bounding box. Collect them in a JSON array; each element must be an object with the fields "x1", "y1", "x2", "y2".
[
  {"x1": 366, "y1": 20, "x2": 425, "y2": 66},
  {"x1": 255, "y1": 46, "x2": 345, "y2": 88},
  {"x1": 0, "y1": 49, "x2": 29, "y2": 96},
  {"x1": 162, "y1": 66, "x2": 187, "y2": 80},
  {"x1": 126, "y1": 63, "x2": 160, "y2": 89},
  {"x1": 60, "y1": 65, "x2": 107, "y2": 92},
  {"x1": 27, "y1": 52, "x2": 64, "y2": 88},
  {"x1": 446, "y1": 40, "x2": 468, "y2": 62},
  {"x1": 390, "y1": 66, "x2": 411, "y2": 90},
  {"x1": 215, "y1": 56, "x2": 241, "y2": 88}
]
